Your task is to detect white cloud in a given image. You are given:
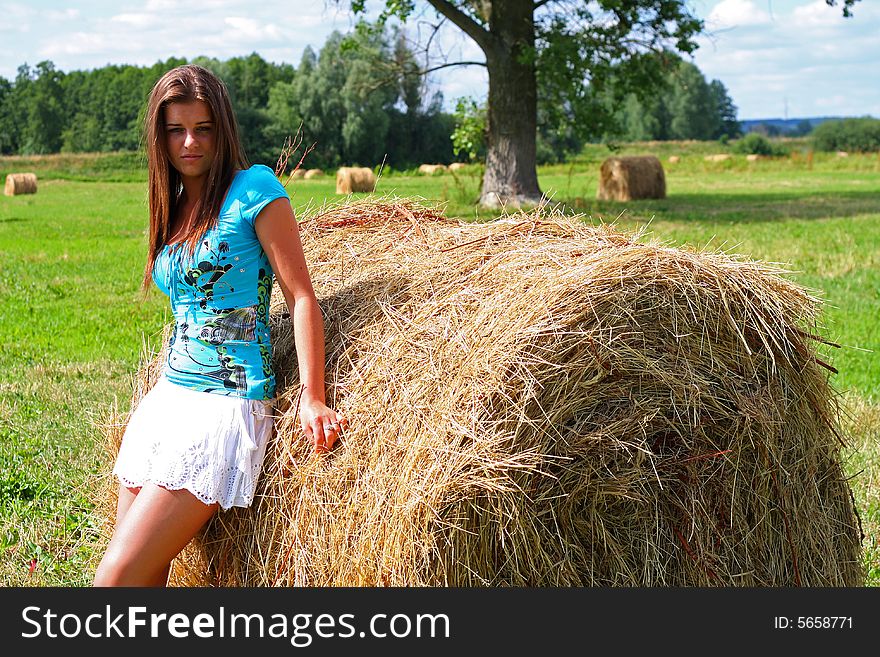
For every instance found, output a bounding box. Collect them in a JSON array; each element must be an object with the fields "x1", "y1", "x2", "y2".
[
  {"x1": 45, "y1": 8, "x2": 80, "y2": 21},
  {"x1": 791, "y1": 0, "x2": 842, "y2": 27},
  {"x1": 0, "y1": 1, "x2": 32, "y2": 32},
  {"x1": 143, "y1": 0, "x2": 180, "y2": 10},
  {"x1": 706, "y1": 0, "x2": 772, "y2": 30},
  {"x1": 814, "y1": 94, "x2": 849, "y2": 108},
  {"x1": 144, "y1": 0, "x2": 250, "y2": 10},
  {"x1": 0, "y1": 22, "x2": 29, "y2": 34},
  {"x1": 280, "y1": 13, "x2": 327, "y2": 30},
  {"x1": 223, "y1": 17, "x2": 283, "y2": 41},
  {"x1": 111, "y1": 13, "x2": 162, "y2": 29},
  {"x1": 39, "y1": 31, "x2": 125, "y2": 57},
  {"x1": 0, "y1": 2, "x2": 34, "y2": 18}
]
